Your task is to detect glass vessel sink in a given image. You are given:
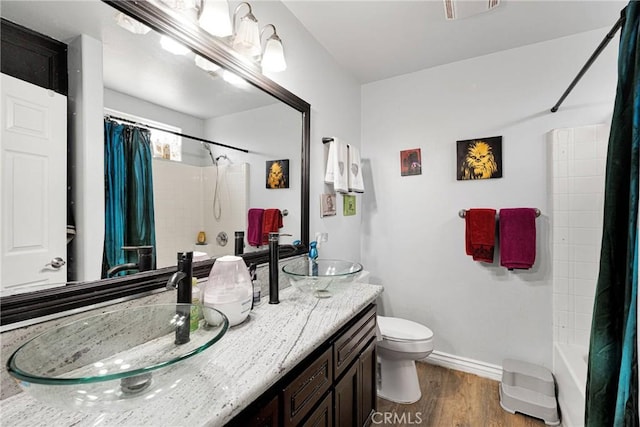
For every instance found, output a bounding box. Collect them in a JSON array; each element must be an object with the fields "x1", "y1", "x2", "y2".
[
  {"x1": 7, "y1": 304, "x2": 227, "y2": 412},
  {"x1": 282, "y1": 258, "x2": 364, "y2": 298}
]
